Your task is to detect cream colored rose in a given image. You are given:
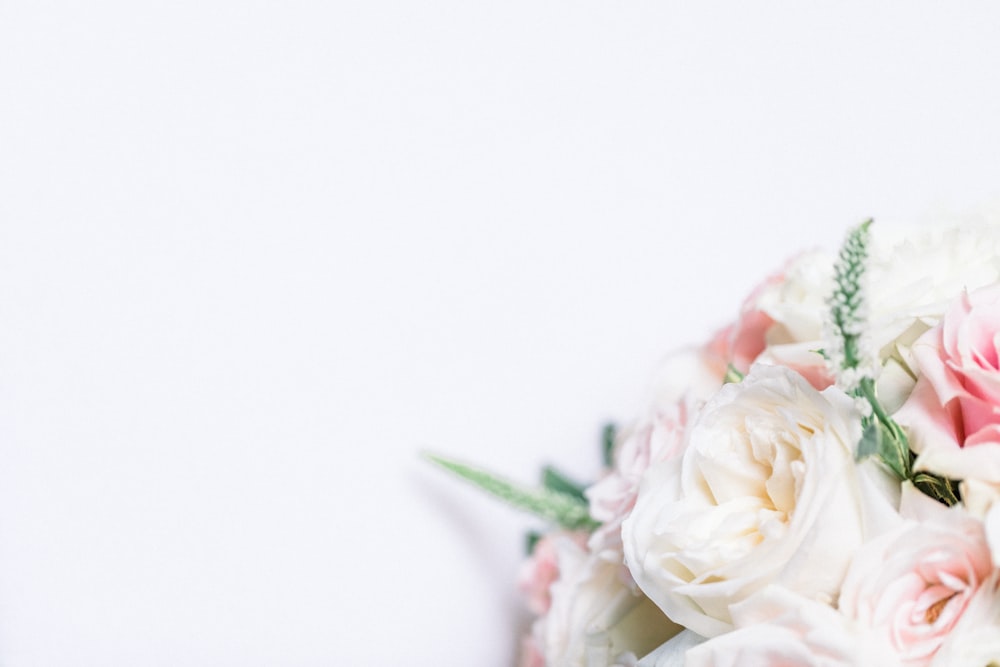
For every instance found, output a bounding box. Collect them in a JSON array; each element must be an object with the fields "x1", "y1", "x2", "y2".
[
  {"x1": 684, "y1": 587, "x2": 901, "y2": 667},
  {"x1": 622, "y1": 365, "x2": 895, "y2": 638},
  {"x1": 868, "y1": 218, "x2": 1000, "y2": 356}
]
